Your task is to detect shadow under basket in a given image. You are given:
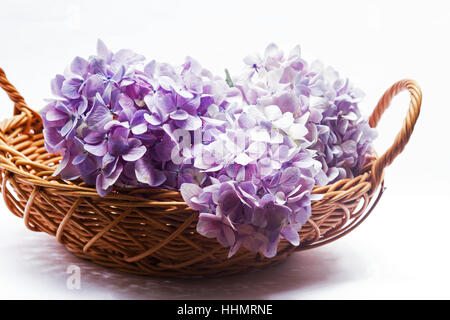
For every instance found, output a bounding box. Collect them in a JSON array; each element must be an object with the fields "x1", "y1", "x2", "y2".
[{"x1": 0, "y1": 68, "x2": 422, "y2": 277}]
